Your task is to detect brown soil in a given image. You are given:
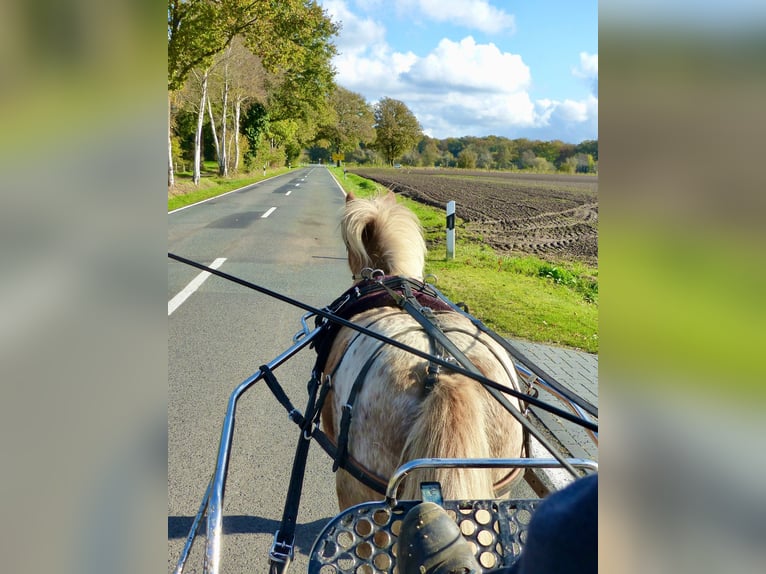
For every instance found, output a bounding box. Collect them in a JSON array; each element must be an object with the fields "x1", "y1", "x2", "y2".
[{"x1": 348, "y1": 168, "x2": 598, "y2": 266}]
